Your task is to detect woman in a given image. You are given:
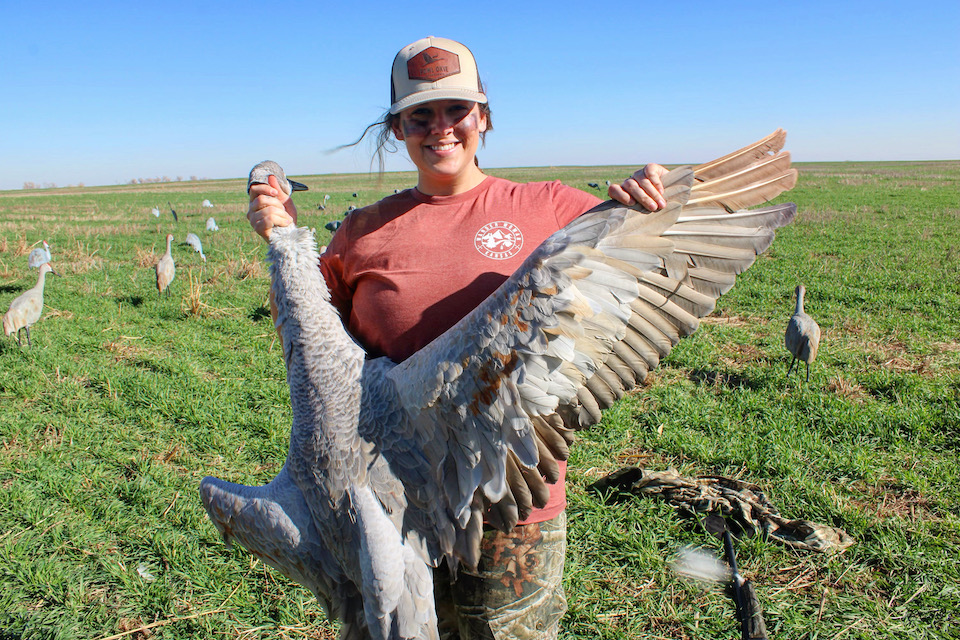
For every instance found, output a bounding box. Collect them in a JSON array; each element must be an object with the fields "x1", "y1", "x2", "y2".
[{"x1": 248, "y1": 36, "x2": 667, "y2": 640}]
